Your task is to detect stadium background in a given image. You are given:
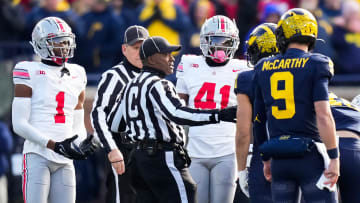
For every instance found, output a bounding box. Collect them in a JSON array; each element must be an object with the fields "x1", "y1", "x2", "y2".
[{"x1": 1, "y1": 0, "x2": 360, "y2": 202}]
